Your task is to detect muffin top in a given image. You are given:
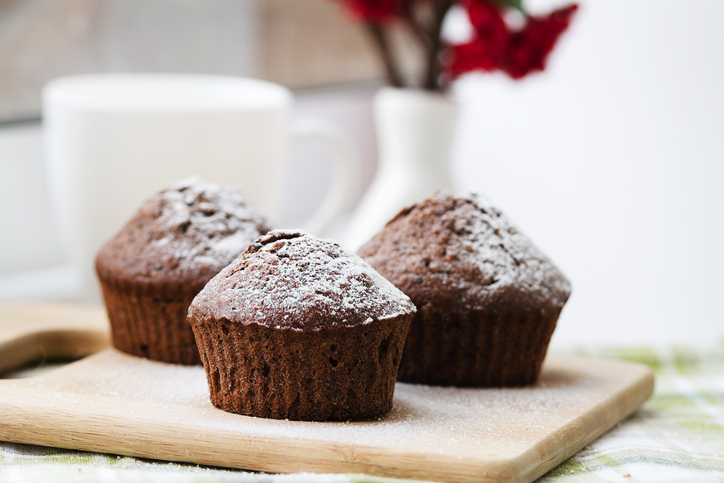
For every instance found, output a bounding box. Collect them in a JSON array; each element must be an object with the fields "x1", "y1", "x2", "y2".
[
  {"x1": 188, "y1": 230, "x2": 416, "y2": 331},
  {"x1": 96, "y1": 177, "x2": 272, "y2": 289},
  {"x1": 357, "y1": 192, "x2": 571, "y2": 312}
]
